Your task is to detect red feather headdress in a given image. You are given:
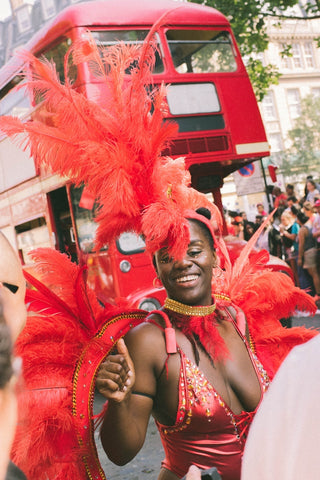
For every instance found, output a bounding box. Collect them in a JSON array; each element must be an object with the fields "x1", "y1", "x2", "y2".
[{"x1": 0, "y1": 29, "x2": 222, "y2": 260}]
